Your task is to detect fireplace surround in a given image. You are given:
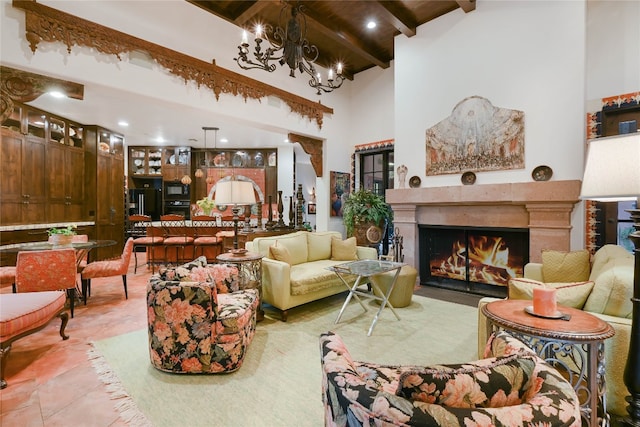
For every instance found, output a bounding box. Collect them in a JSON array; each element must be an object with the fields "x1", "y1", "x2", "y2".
[{"x1": 386, "y1": 180, "x2": 582, "y2": 284}]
